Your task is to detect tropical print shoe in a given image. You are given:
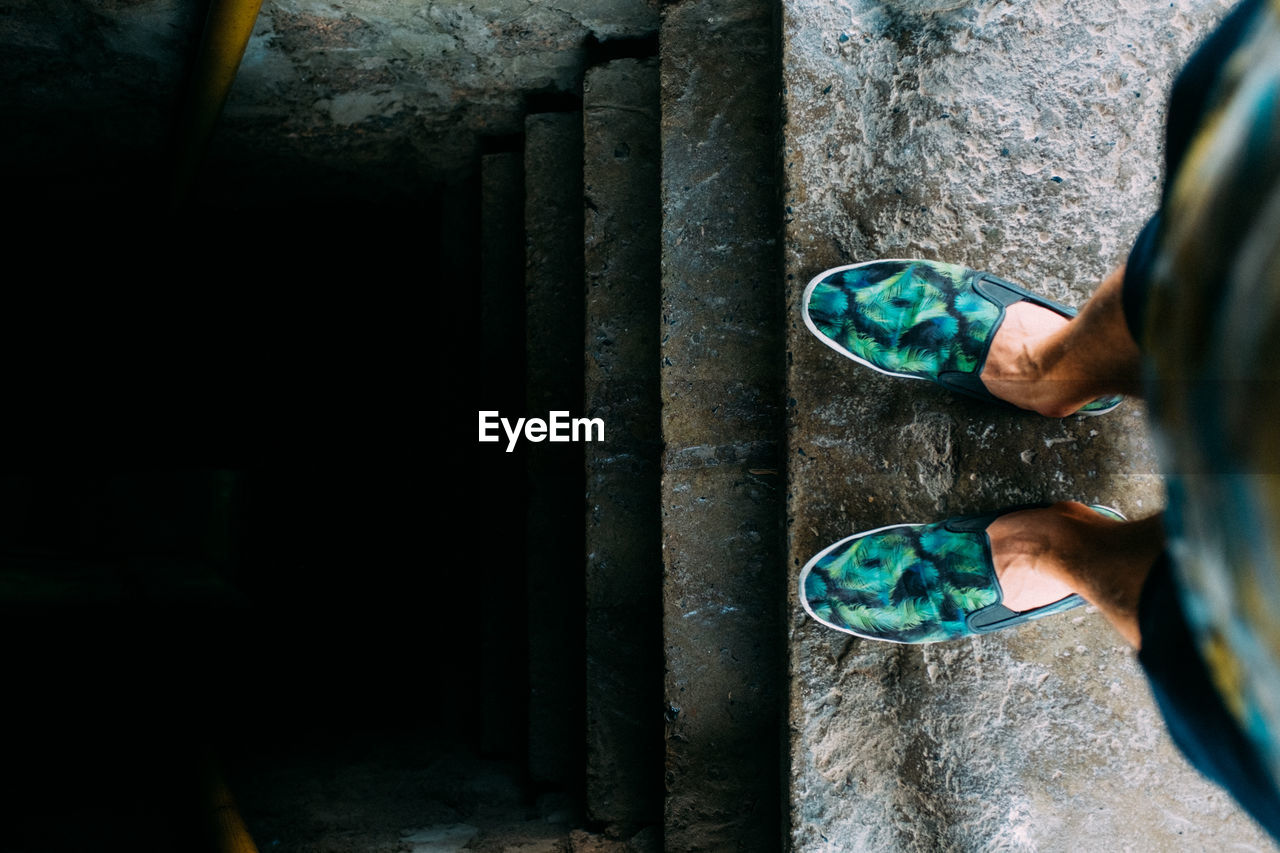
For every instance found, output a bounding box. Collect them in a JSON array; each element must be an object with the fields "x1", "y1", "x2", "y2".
[
  {"x1": 802, "y1": 259, "x2": 1122, "y2": 416},
  {"x1": 798, "y1": 505, "x2": 1126, "y2": 644}
]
